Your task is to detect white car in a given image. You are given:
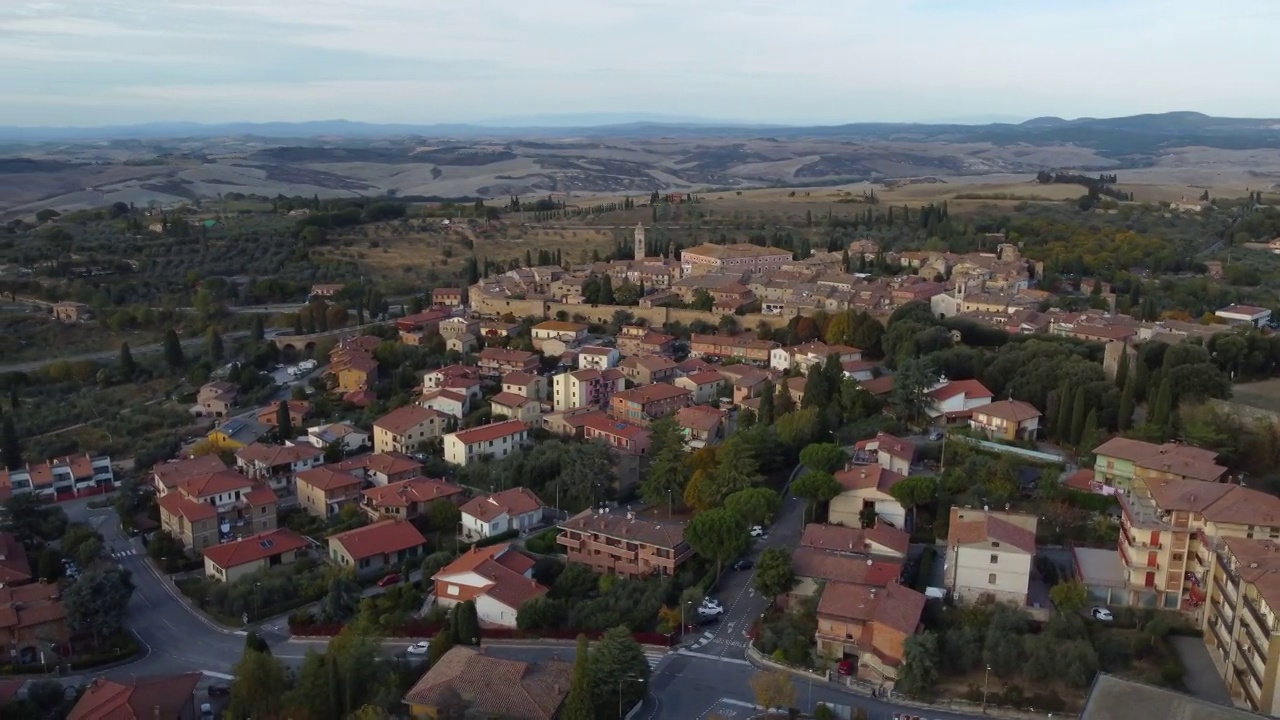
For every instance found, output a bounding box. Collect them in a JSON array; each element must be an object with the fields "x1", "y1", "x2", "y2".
[
  {"x1": 1090, "y1": 607, "x2": 1114, "y2": 621},
  {"x1": 406, "y1": 641, "x2": 431, "y2": 656},
  {"x1": 698, "y1": 604, "x2": 725, "y2": 617},
  {"x1": 700, "y1": 598, "x2": 723, "y2": 611},
  {"x1": 749, "y1": 525, "x2": 766, "y2": 538}
]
